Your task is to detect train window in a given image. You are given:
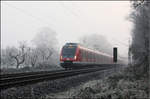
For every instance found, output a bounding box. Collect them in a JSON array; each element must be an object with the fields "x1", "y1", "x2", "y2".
[
  {"x1": 93, "y1": 53, "x2": 95, "y2": 62},
  {"x1": 86, "y1": 51, "x2": 88, "y2": 61},
  {"x1": 98, "y1": 54, "x2": 100, "y2": 62},
  {"x1": 96, "y1": 54, "x2": 98, "y2": 62},
  {"x1": 97, "y1": 54, "x2": 99, "y2": 62},
  {"x1": 82, "y1": 50, "x2": 84, "y2": 59},
  {"x1": 82, "y1": 50, "x2": 84, "y2": 60},
  {"x1": 89, "y1": 52, "x2": 91, "y2": 61},
  {"x1": 99, "y1": 54, "x2": 101, "y2": 62},
  {"x1": 91, "y1": 52, "x2": 93, "y2": 60},
  {"x1": 85, "y1": 51, "x2": 86, "y2": 60},
  {"x1": 83, "y1": 50, "x2": 85, "y2": 61},
  {"x1": 104, "y1": 56, "x2": 106, "y2": 63},
  {"x1": 104, "y1": 56, "x2": 106, "y2": 62},
  {"x1": 95, "y1": 54, "x2": 97, "y2": 62},
  {"x1": 89, "y1": 52, "x2": 91, "y2": 60},
  {"x1": 102, "y1": 55, "x2": 104, "y2": 63},
  {"x1": 90, "y1": 52, "x2": 92, "y2": 61},
  {"x1": 80, "y1": 49, "x2": 82, "y2": 58},
  {"x1": 91, "y1": 52, "x2": 93, "y2": 61},
  {"x1": 62, "y1": 46, "x2": 77, "y2": 58},
  {"x1": 82, "y1": 50, "x2": 84, "y2": 58},
  {"x1": 89, "y1": 52, "x2": 90, "y2": 60},
  {"x1": 91, "y1": 53, "x2": 93, "y2": 61},
  {"x1": 86, "y1": 51, "x2": 88, "y2": 60}
]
